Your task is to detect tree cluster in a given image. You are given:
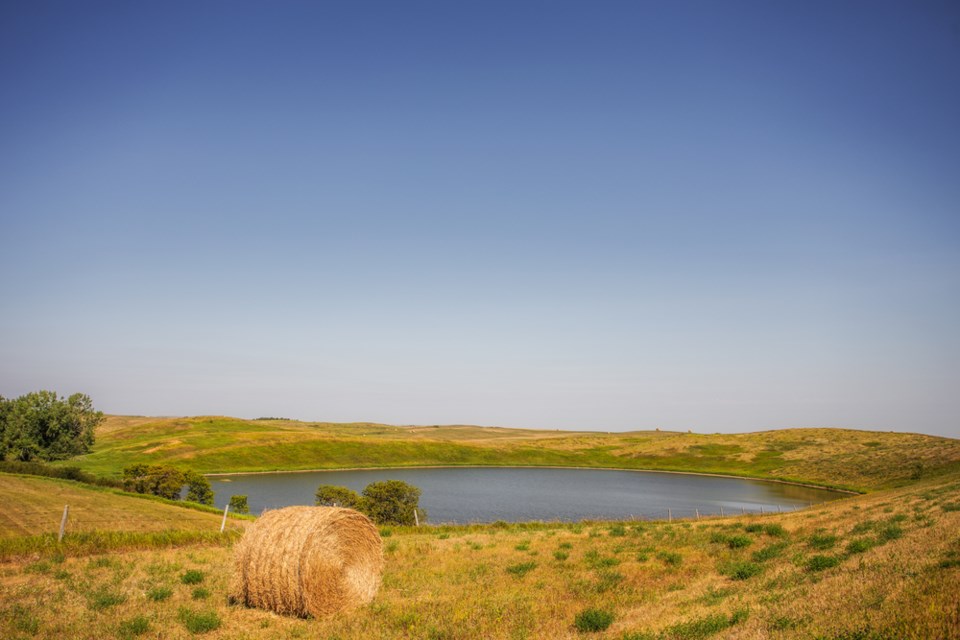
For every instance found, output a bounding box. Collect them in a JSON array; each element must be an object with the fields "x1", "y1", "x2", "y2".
[
  {"x1": 0, "y1": 391, "x2": 103, "y2": 462},
  {"x1": 315, "y1": 480, "x2": 424, "y2": 526},
  {"x1": 122, "y1": 464, "x2": 214, "y2": 505}
]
